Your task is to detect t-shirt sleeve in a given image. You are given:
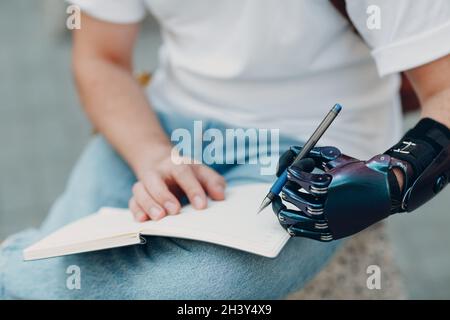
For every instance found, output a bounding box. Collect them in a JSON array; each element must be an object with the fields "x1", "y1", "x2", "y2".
[
  {"x1": 66, "y1": 0, "x2": 147, "y2": 24},
  {"x1": 346, "y1": 0, "x2": 450, "y2": 76}
]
